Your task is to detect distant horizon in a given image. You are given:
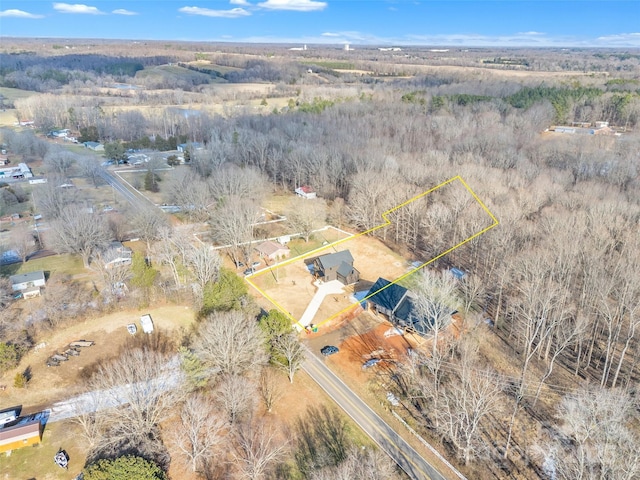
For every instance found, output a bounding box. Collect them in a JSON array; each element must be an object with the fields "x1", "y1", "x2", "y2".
[
  {"x1": 1, "y1": 1, "x2": 638, "y2": 48},
  {"x1": 2, "y1": 36, "x2": 639, "y2": 51}
]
